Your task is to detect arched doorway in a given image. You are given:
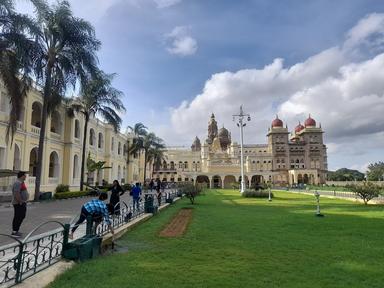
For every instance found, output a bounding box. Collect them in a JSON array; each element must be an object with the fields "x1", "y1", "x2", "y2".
[
  {"x1": 13, "y1": 144, "x2": 21, "y2": 171},
  {"x1": 223, "y1": 175, "x2": 236, "y2": 189},
  {"x1": 238, "y1": 175, "x2": 249, "y2": 188},
  {"x1": 196, "y1": 175, "x2": 209, "y2": 188},
  {"x1": 31, "y1": 102, "x2": 42, "y2": 127},
  {"x1": 49, "y1": 151, "x2": 60, "y2": 178},
  {"x1": 251, "y1": 175, "x2": 263, "y2": 188},
  {"x1": 29, "y1": 148, "x2": 38, "y2": 176},
  {"x1": 297, "y1": 174, "x2": 303, "y2": 184},
  {"x1": 212, "y1": 175, "x2": 222, "y2": 188},
  {"x1": 303, "y1": 174, "x2": 309, "y2": 184}
]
